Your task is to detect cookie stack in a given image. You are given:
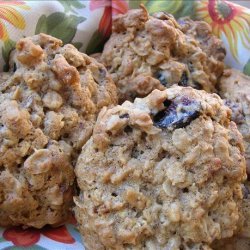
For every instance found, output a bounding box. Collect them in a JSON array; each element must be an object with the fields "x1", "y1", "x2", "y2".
[{"x1": 0, "y1": 6, "x2": 249, "y2": 250}]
